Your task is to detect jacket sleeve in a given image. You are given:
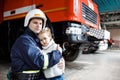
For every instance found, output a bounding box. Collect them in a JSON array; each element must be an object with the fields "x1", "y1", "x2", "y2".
[
  {"x1": 47, "y1": 50, "x2": 62, "y2": 68},
  {"x1": 12, "y1": 36, "x2": 62, "y2": 69}
]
